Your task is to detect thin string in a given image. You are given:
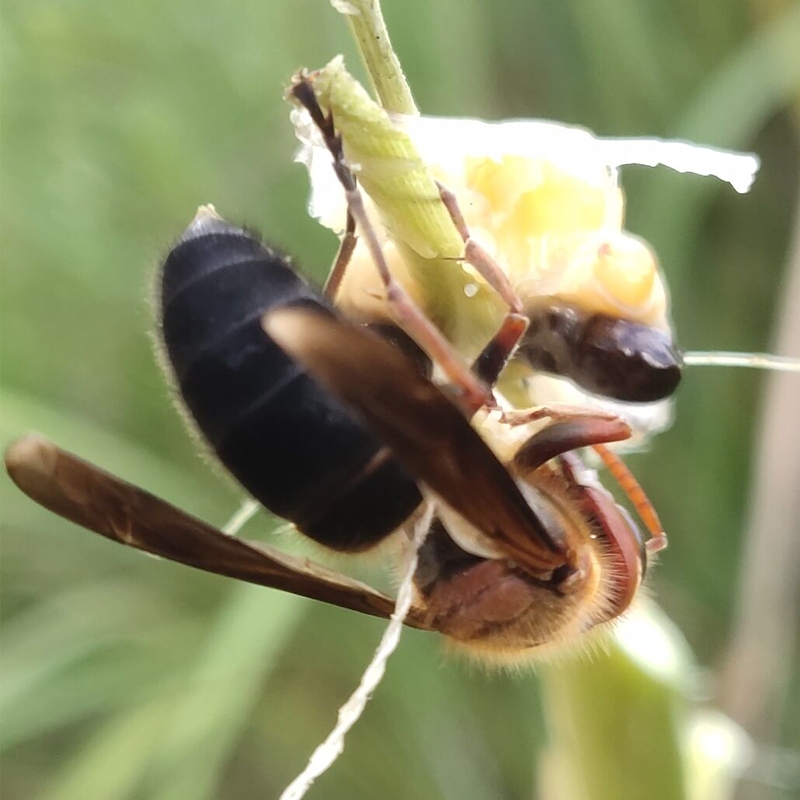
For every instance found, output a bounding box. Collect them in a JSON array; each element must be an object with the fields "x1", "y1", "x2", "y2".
[
  {"x1": 279, "y1": 507, "x2": 432, "y2": 800},
  {"x1": 222, "y1": 498, "x2": 261, "y2": 535},
  {"x1": 684, "y1": 351, "x2": 800, "y2": 372}
]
